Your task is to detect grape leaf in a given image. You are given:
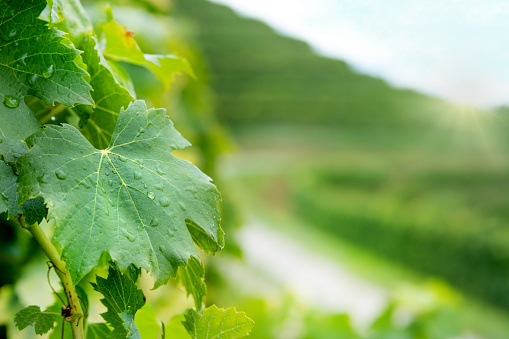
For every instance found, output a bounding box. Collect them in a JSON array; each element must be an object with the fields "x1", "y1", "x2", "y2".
[
  {"x1": 183, "y1": 305, "x2": 254, "y2": 339},
  {"x1": 21, "y1": 196, "x2": 48, "y2": 225},
  {"x1": 0, "y1": 100, "x2": 41, "y2": 163},
  {"x1": 86, "y1": 324, "x2": 112, "y2": 339},
  {"x1": 77, "y1": 36, "x2": 134, "y2": 149},
  {"x1": 18, "y1": 100, "x2": 223, "y2": 286},
  {"x1": 178, "y1": 256, "x2": 206, "y2": 310},
  {"x1": 0, "y1": 161, "x2": 18, "y2": 216},
  {"x1": 92, "y1": 265, "x2": 145, "y2": 339},
  {"x1": 134, "y1": 304, "x2": 161, "y2": 339},
  {"x1": 0, "y1": 0, "x2": 93, "y2": 107},
  {"x1": 165, "y1": 314, "x2": 190, "y2": 339},
  {"x1": 100, "y1": 19, "x2": 194, "y2": 90},
  {"x1": 14, "y1": 305, "x2": 58, "y2": 335}
]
